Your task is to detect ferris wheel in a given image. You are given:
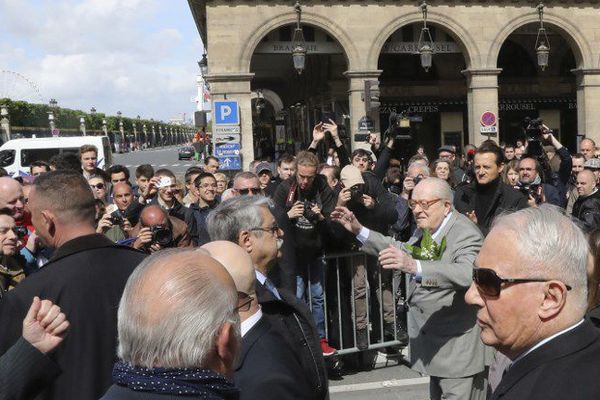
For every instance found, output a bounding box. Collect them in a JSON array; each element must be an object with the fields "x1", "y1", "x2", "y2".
[{"x1": 0, "y1": 70, "x2": 44, "y2": 104}]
